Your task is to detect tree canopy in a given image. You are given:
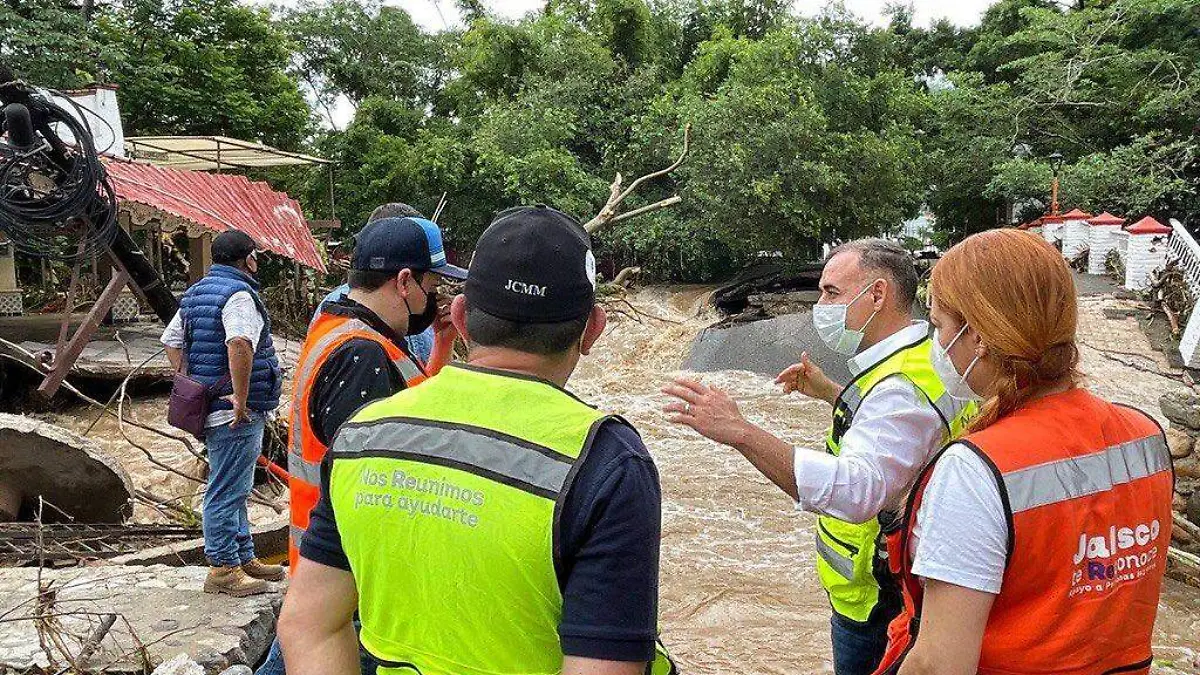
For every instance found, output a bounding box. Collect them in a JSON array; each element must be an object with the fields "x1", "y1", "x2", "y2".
[{"x1": 4, "y1": 0, "x2": 1198, "y2": 281}]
